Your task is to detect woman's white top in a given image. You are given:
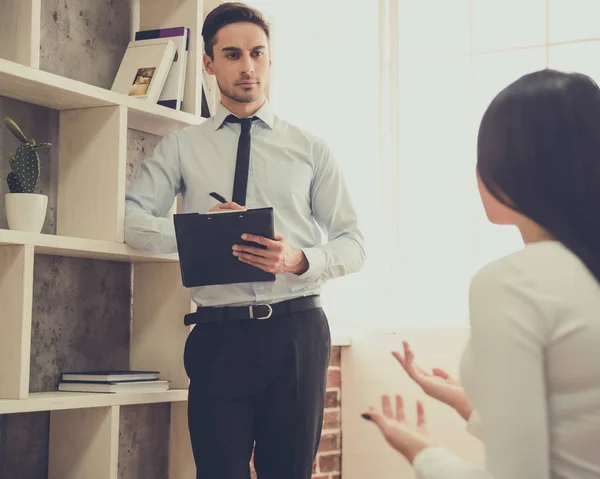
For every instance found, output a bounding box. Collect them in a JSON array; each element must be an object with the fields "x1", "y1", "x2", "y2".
[{"x1": 413, "y1": 241, "x2": 600, "y2": 479}]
